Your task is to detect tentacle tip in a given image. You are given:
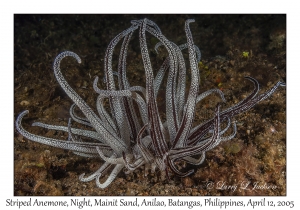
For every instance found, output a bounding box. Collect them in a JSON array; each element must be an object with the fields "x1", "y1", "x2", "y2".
[
  {"x1": 17, "y1": 110, "x2": 29, "y2": 119},
  {"x1": 22, "y1": 110, "x2": 29, "y2": 114},
  {"x1": 188, "y1": 169, "x2": 195, "y2": 176},
  {"x1": 216, "y1": 102, "x2": 222, "y2": 108},
  {"x1": 280, "y1": 81, "x2": 286, "y2": 86},
  {"x1": 124, "y1": 169, "x2": 131, "y2": 175},
  {"x1": 93, "y1": 76, "x2": 99, "y2": 87},
  {"x1": 32, "y1": 122, "x2": 38, "y2": 126},
  {"x1": 178, "y1": 169, "x2": 194, "y2": 178},
  {"x1": 78, "y1": 173, "x2": 85, "y2": 180},
  {"x1": 244, "y1": 76, "x2": 255, "y2": 81},
  {"x1": 187, "y1": 19, "x2": 195, "y2": 23}
]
